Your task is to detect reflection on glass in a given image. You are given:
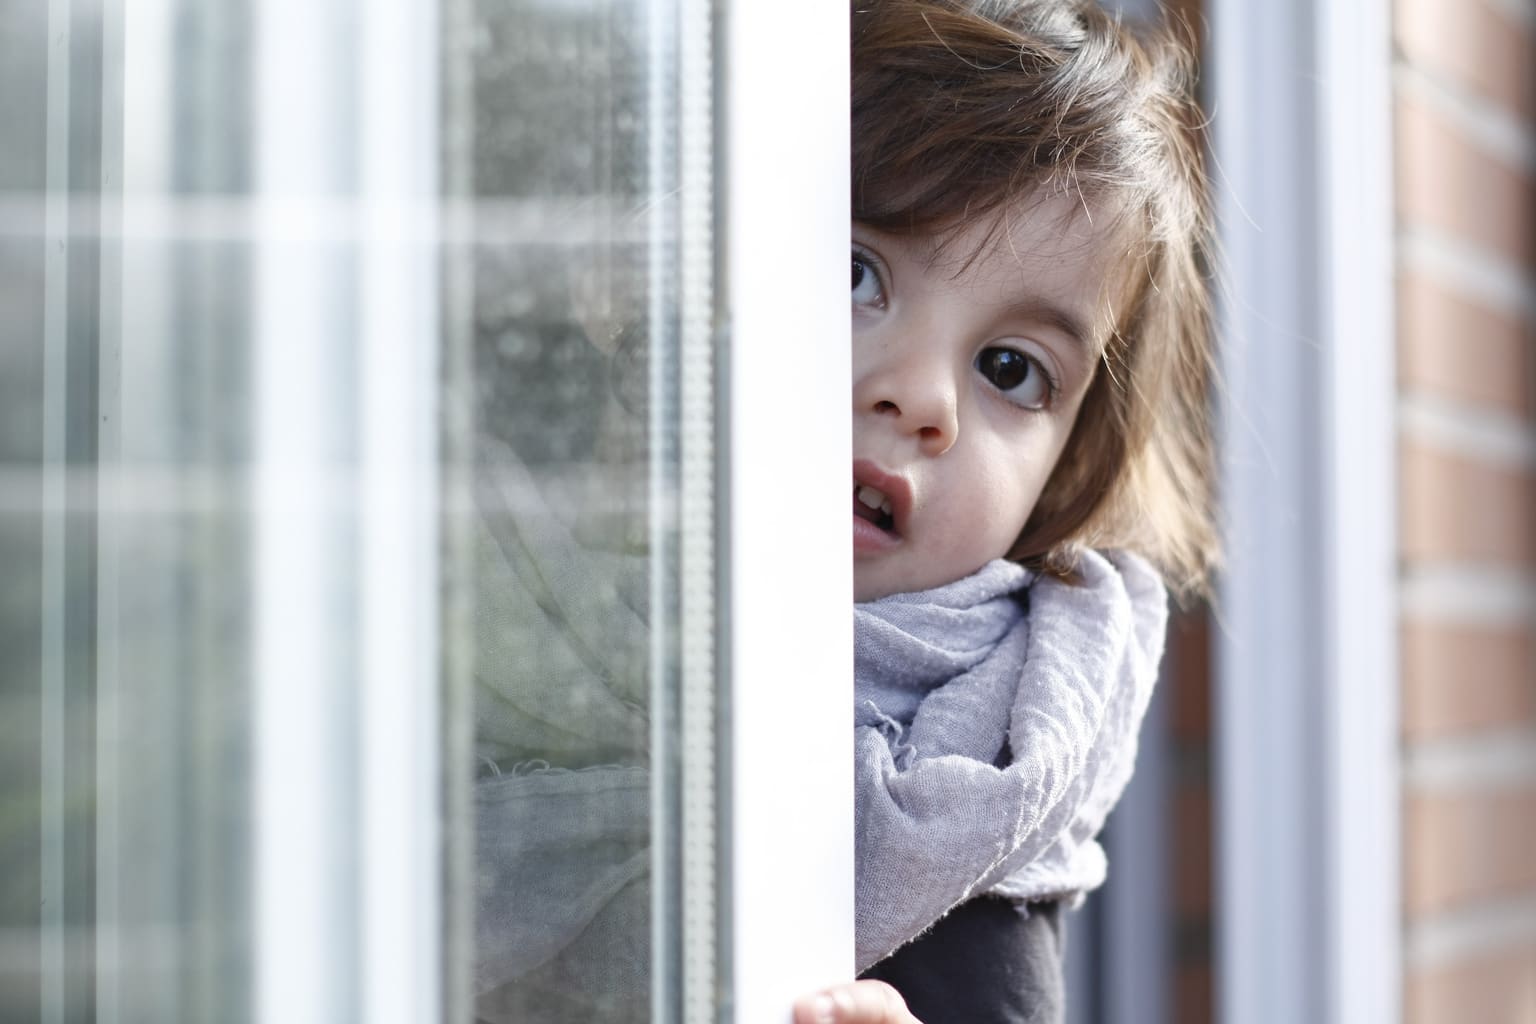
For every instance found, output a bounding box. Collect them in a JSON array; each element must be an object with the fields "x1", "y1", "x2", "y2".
[
  {"x1": 5, "y1": 0, "x2": 702, "y2": 1018},
  {"x1": 3, "y1": 2, "x2": 261, "y2": 1020},
  {"x1": 452, "y1": 1, "x2": 679, "y2": 1021}
]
